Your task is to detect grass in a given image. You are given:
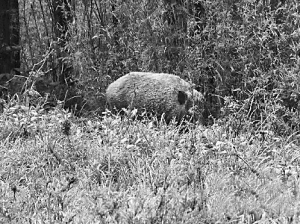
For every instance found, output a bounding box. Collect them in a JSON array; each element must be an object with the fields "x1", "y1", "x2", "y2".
[{"x1": 0, "y1": 105, "x2": 300, "y2": 223}]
